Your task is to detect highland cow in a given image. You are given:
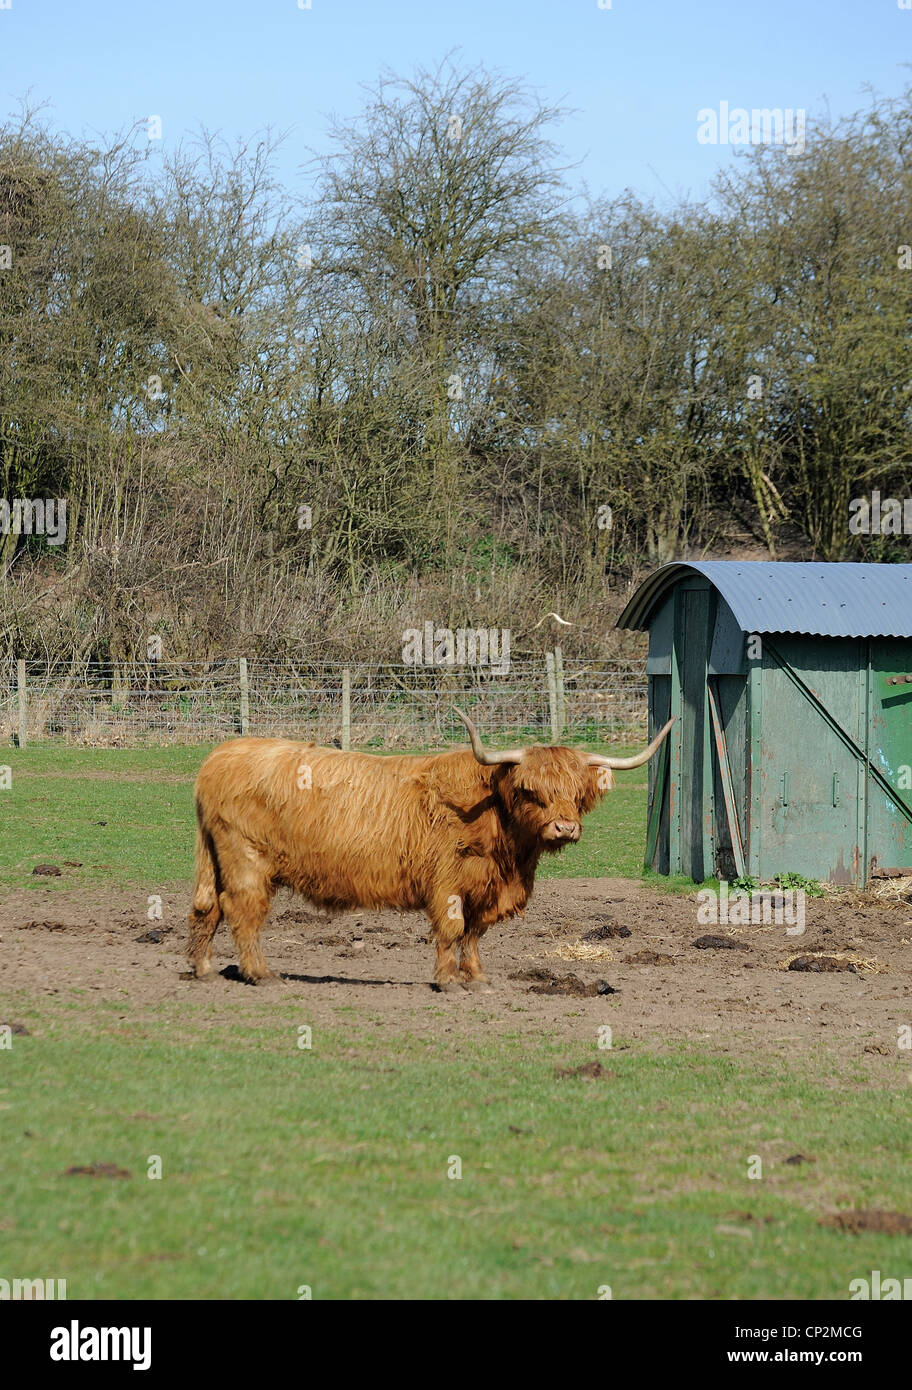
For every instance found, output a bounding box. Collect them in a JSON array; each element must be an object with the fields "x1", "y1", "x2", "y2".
[{"x1": 187, "y1": 709, "x2": 673, "y2": 992}]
